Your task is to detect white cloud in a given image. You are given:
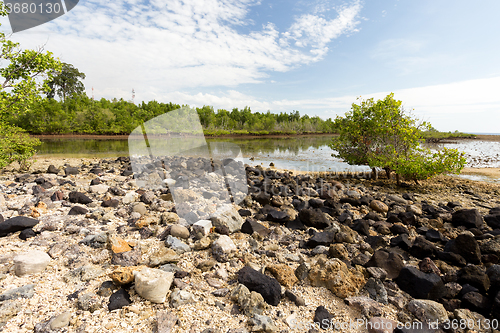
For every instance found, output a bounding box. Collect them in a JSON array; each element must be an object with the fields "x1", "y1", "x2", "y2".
[
  {"x1": 162, "y1": 76, "x2": 500, "y2": 133},
  {"x1": 3, "y1": 0, "x2": 362, "y2": 95},
  {"x1": 284, "y1": 0, "x2": 362, "y2": 56}
]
